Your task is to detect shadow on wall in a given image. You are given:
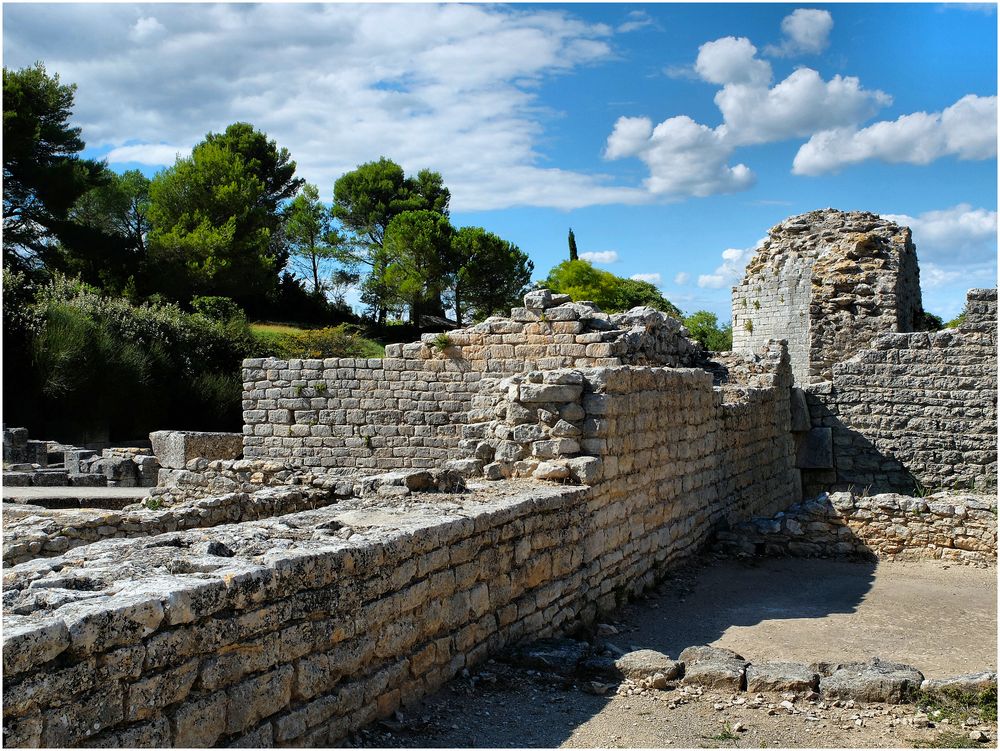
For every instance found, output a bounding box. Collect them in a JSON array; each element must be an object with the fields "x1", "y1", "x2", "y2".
[{"x1": 800, "y1": 389, "x2": 917, "y2": 498}]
